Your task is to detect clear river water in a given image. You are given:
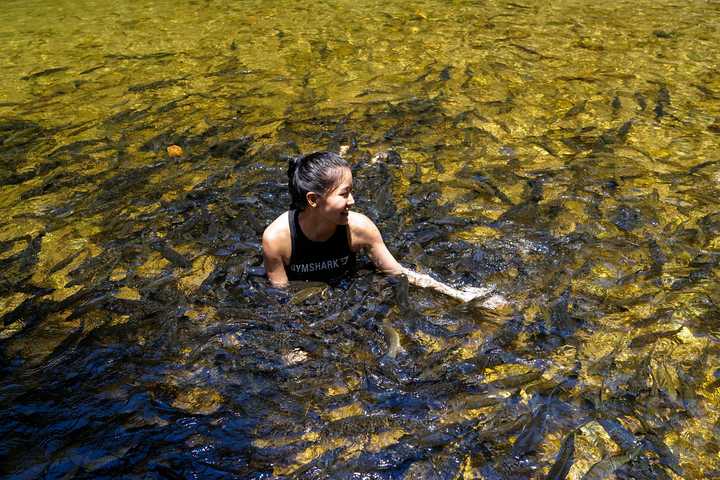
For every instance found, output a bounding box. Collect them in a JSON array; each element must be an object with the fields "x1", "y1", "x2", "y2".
[{"x1": 1, "y1": 0, "x2": 720, "y2": 478}]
